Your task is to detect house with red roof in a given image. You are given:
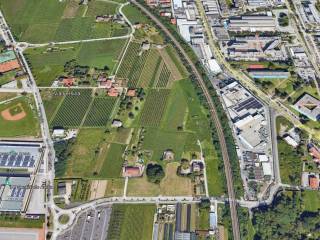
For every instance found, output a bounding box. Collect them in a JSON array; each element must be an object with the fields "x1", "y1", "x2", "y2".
[
  {"x1": 309, "y1": 175, "x2": 319, "y2": 189},
  {"x1": 122, "y1": 165, "x2": 144, "y2": 178}
]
